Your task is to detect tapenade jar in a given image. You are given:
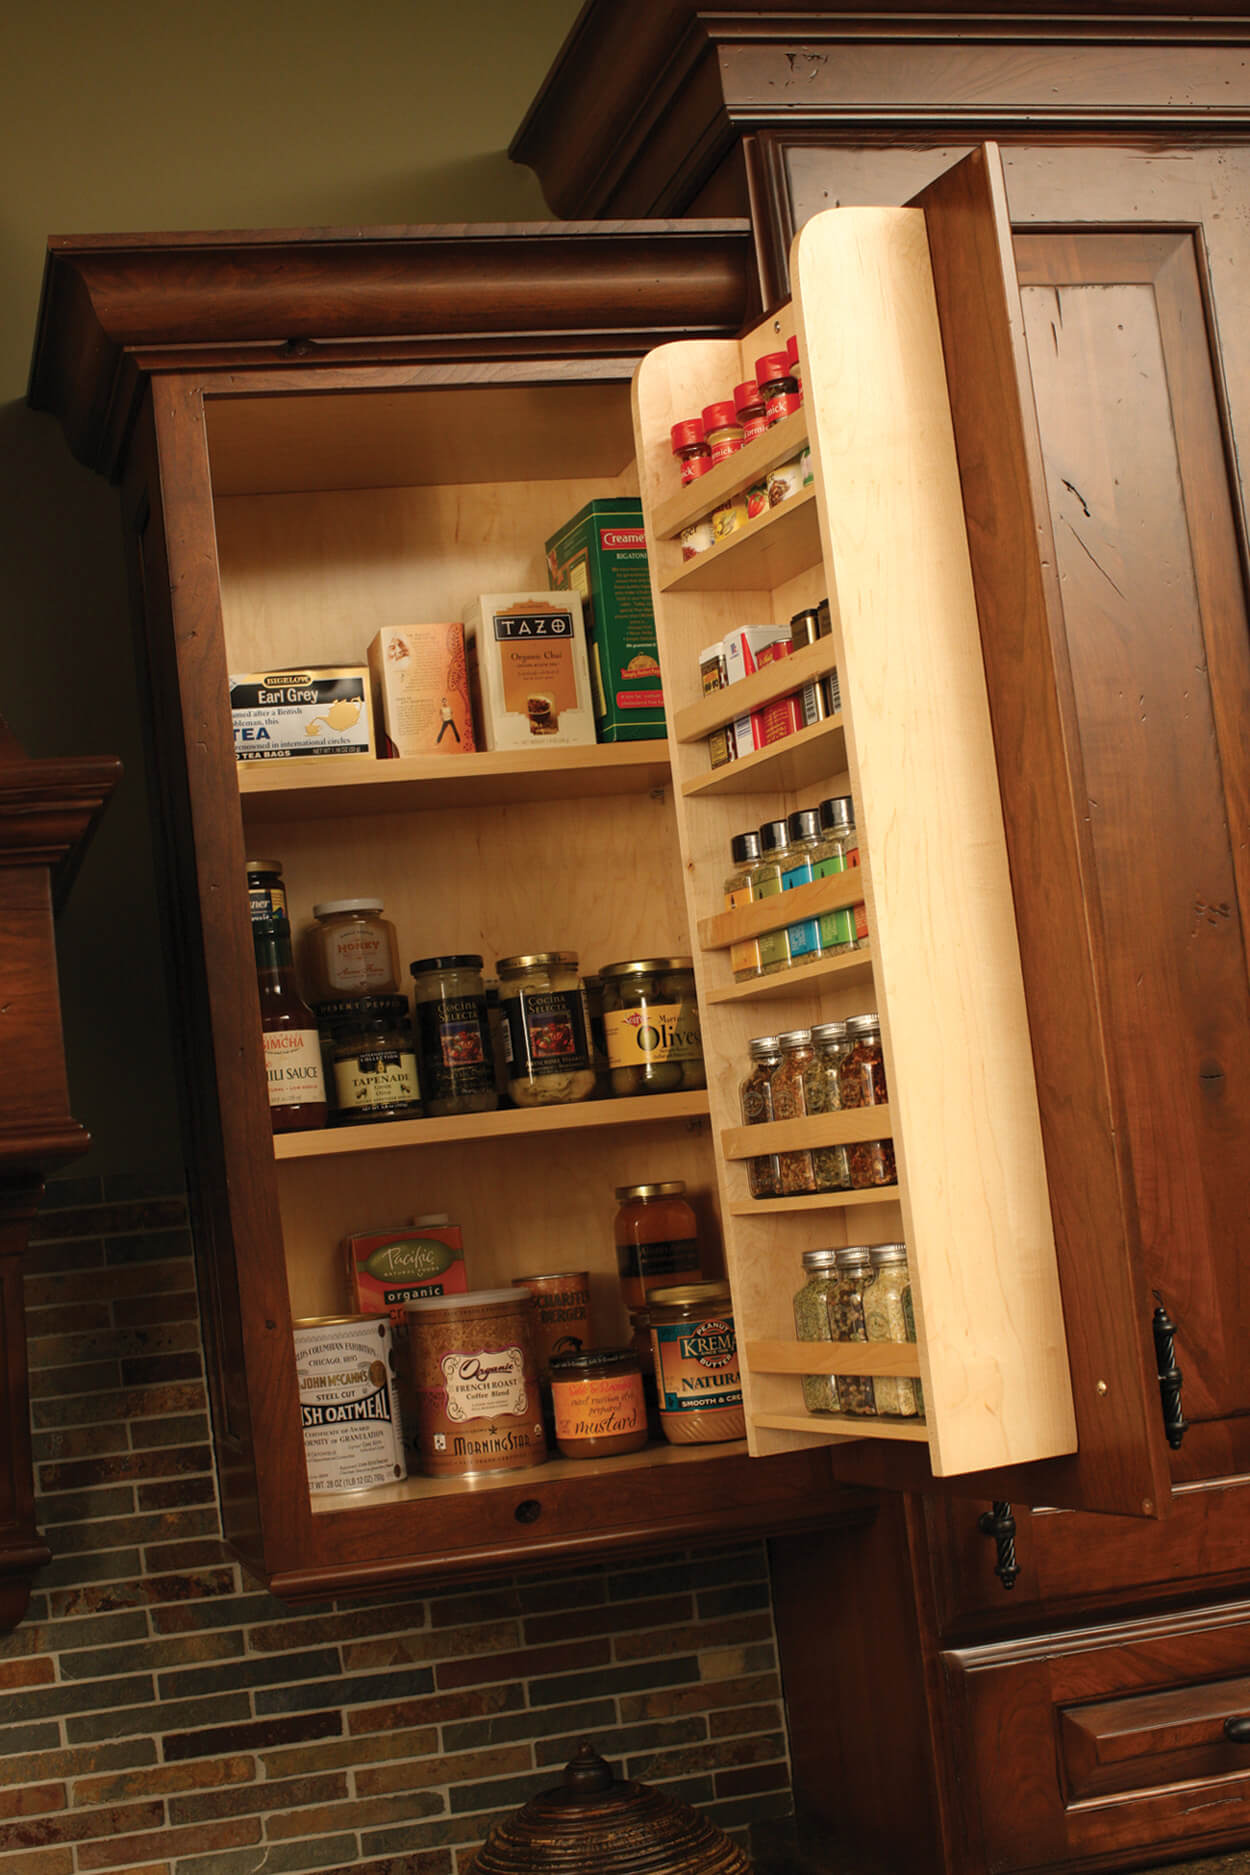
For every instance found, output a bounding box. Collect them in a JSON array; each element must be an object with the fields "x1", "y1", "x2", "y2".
[
  {"x1": 409, "y1": 955, "x2": 497, "y2": 1116},
  {"x1": 548, "y1": 1348, "x2": 649, "y2": 1459},
  {"x1": 647, "y1": 1282, "x2": 745, "y2": 1445},
  {"x1": 613, "y1": 1182, "x2": 702, "y2": 1310},
  {"x1": 599, "y1": 957, "x2": 705, "y2": 1097},
  {"x1": 496, "y1": 952, "x2": 596, "y2": 1106},
  {"x1": 324, "y1": 994, "x2": 422, "y2": 1124}
]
